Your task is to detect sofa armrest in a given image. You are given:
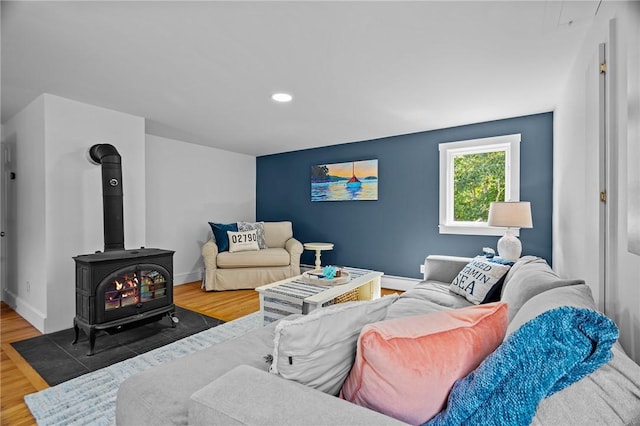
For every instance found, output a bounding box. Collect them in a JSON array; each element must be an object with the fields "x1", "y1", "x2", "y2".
[
  {"x1": 202, "y1": 239, "x2": 219, "y2": 270},
  {"x1": 285, "y1": 237, "x2": 303, "y2": 268},
  {"x1": 202, "y1": 239, "x2": 219, "y2": 290},
  {"x1": 188, "y1": 365, "x2": 407, "y2": 426},
  {"x1": 423, "y1": 255, "x2": 472, "y2": 282}
]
